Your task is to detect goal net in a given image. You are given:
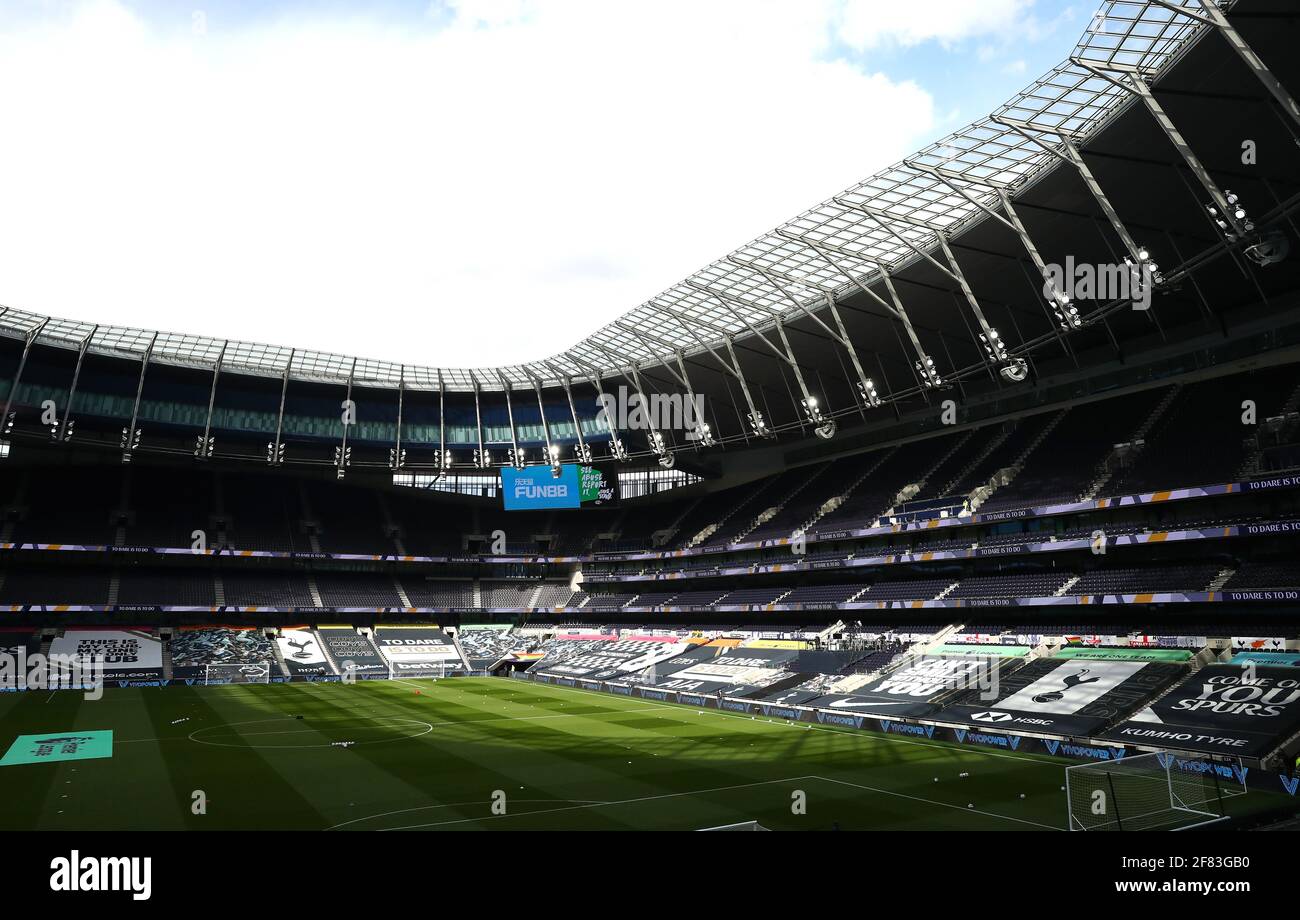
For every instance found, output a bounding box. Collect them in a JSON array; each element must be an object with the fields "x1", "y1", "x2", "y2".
[
  {"x1": 203, "y1": 662, "x2": 273, "y2": 685},
  {"x1": 389, "y1": 663, "x2": 453, "y2": 682},
  {"x1": 1065, "y1": 751, "x2": 1246, "y2": 831}
]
